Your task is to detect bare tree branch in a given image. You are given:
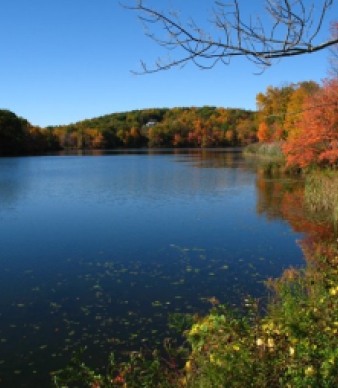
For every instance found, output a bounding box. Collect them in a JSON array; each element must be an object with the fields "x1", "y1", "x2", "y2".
[
  {"x1": 328, "y1": 20, "x2": 338, "y2": 76},
  {"x1": 122, "y1": 0, "x2": 338, "y2": 74}
]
